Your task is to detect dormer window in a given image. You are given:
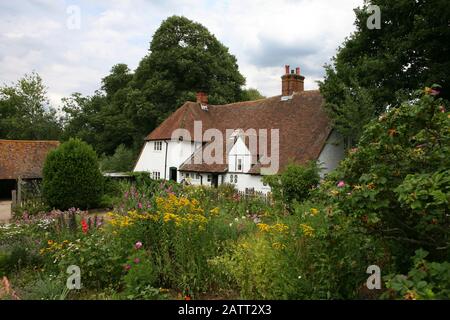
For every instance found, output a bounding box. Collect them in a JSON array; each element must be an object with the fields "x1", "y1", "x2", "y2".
[{"x1": 154, "y1": 141, "x2": 162, "y2": 151}]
